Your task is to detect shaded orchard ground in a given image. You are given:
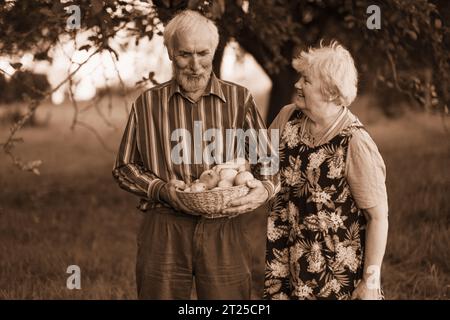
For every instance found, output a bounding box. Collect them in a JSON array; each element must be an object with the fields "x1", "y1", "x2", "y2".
[{"x1": 0, "y1": 95, "x2": 448, "y2": 299}]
